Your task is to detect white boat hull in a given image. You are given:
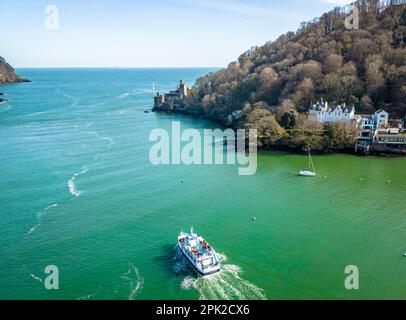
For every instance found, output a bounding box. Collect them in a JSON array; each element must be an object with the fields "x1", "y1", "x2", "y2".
[
  {"x1": 177, "y1": 230, "x2": 221, "y2": 277},
  {"x1": 178, "y1": 244, "x2": 221, "y2": 276},
  {"x1": 299, "y1": 170, "x2": 316, "y2": 177}
]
